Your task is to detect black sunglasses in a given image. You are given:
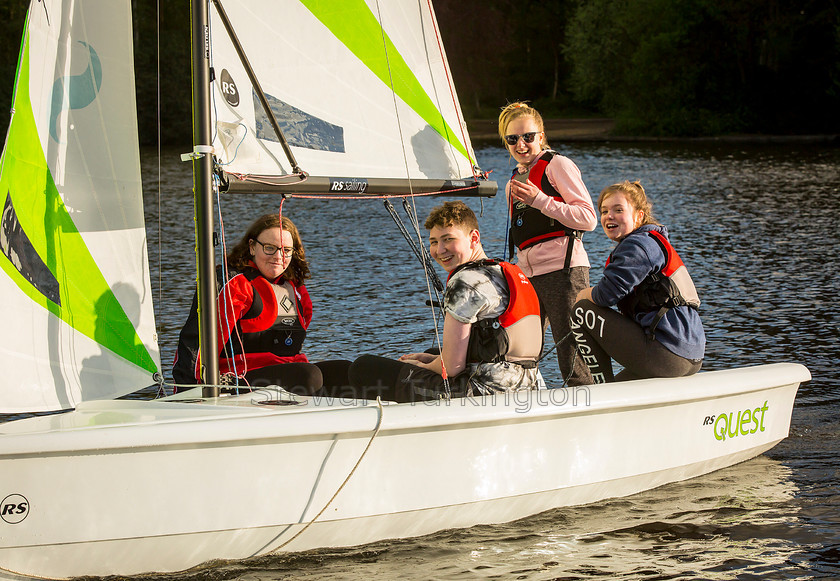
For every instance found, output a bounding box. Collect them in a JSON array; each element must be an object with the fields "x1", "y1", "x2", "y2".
[{"x1": 504, "y1": 131, "x2": 539, "y2": 146}]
